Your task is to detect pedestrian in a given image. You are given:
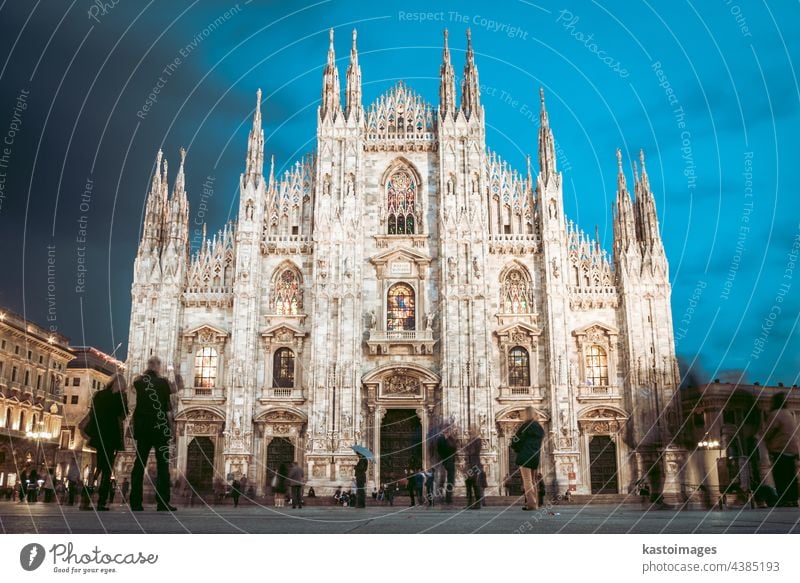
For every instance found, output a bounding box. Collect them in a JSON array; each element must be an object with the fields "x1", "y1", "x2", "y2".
[
  {"x1": 436, "y1": 427, "x2": 457, "y2": 504},
  {"x1": 414, "y1": 468, "x2": 425, "y2": 505},
  {"x1": 129, "y1": 356, "x2": 179, "y2": 512},
  {"x1": 385, "y1": 482, "x2": 395, "y2": 506},
  {"x1": 354, "y1": 453, "x2": 368, "y2": 508},
  {"x1": 272, "y1": 464, "x2": 287, "y2": 507},
  {"x1": 511, "y1": 406, "x2": 545, "y2": 511},
  {"x1": 27, "y1": 468, "x2": 39, "y2": 503},
  {"x1": 43, "y1": 469, "x2": 56, "y2": 503},
  {"x1": 424, "y1": 468, "x2": 435, "y2": 506},
  {"x1": 18, "y1": 469, "x2": 27, "y2": 502},
  {"x1": 231, "y1": 478, "x2": 241, "y2": 508},
  {"x1": 464, "y1": 429, "x2": 484, "y2": 509},
  {"x1": 763, "y1": 392, "x2": 799, "y2": 507},
  {"x1": 84, "y1": 373, "x2": 128, "y2": 511},
  {"x1": 333, "y1": 485, "x2": 342, "y2": 505},
  {"x1": 372, "y1": 487, "x2": 378, "y2": 500},
  {"x1": 536, "y1": 473, "x2": 546, "y2": 508},
  {"x1": 307, "y1": 486, "x2": 316, "y2": 498},
  {"x1": 288, "y1": 461, "x2": 304, "y2": 509},
  {"x1": 55, "y1": 478, "x2": 66, "y2": 504},
  {"x1": 67, "y1": 462, "x2": 80, "y2": 506},
  {"x1": 405, "y1": 469, "x2": 416, "y2": 506},
  {"x1": 120, "y1": 477, "x2": 130, "y2": 504}
]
